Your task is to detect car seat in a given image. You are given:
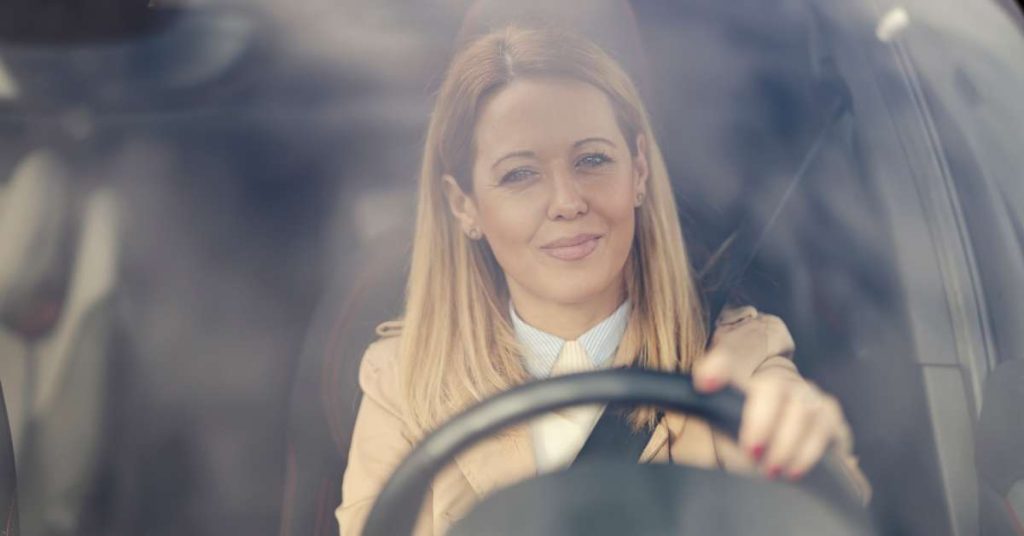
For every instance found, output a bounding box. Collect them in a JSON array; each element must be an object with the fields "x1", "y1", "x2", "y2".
[{"x1": 0, "y1": 148, "x2": 122, "y2": 536}]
